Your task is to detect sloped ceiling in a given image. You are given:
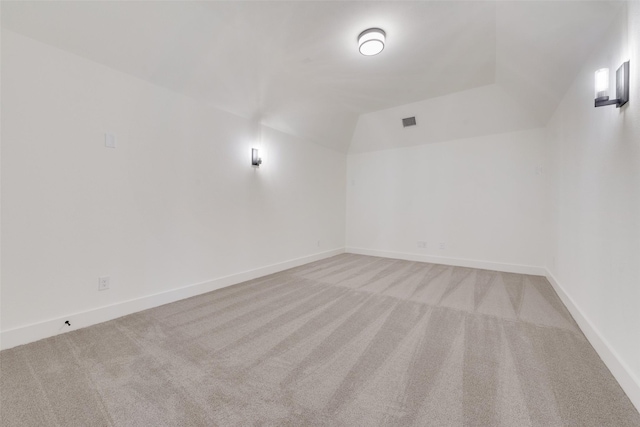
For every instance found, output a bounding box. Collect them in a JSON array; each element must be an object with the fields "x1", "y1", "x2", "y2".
[
  {"x1": 1, "y1": 1, "x2": 623, "y2": 152},
  {"x1": 349, "y1": 83, "x2": 540, "y2": 153}
]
